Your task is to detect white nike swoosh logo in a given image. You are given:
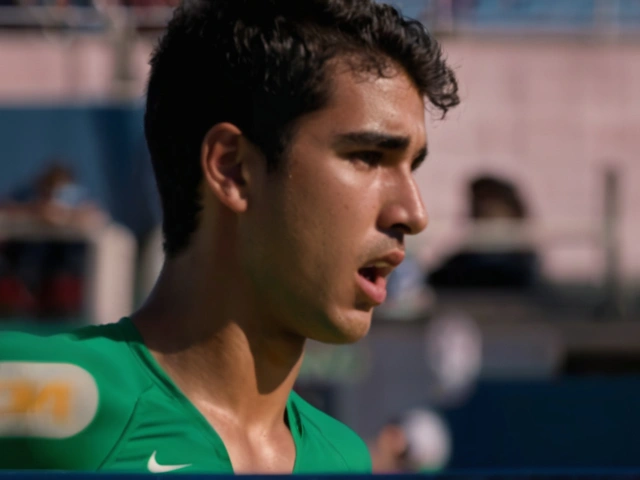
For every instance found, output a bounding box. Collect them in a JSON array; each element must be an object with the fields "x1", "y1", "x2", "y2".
[{"x1": 147, "y1": 451, "x2": 192, "y2": 473}]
